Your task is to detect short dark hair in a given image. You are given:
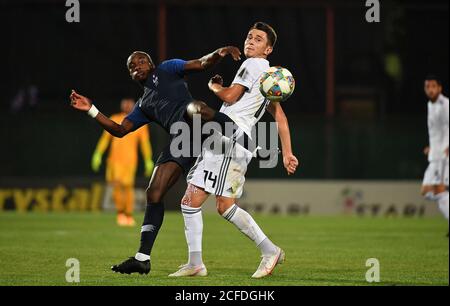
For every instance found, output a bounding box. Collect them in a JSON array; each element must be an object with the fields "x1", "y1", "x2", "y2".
[
  {"x1": 121, "y1": 97, "x2": 135, "y2": 102},
  {"x1": 425, "y1": 74, "x2": 442, "y2": 86},
  {"x1": 250, "y1": 22, "x2": 277, "y2": 47},
  {"x1": 127, "y1": 51, "x2": 153, "y2": 67}
]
